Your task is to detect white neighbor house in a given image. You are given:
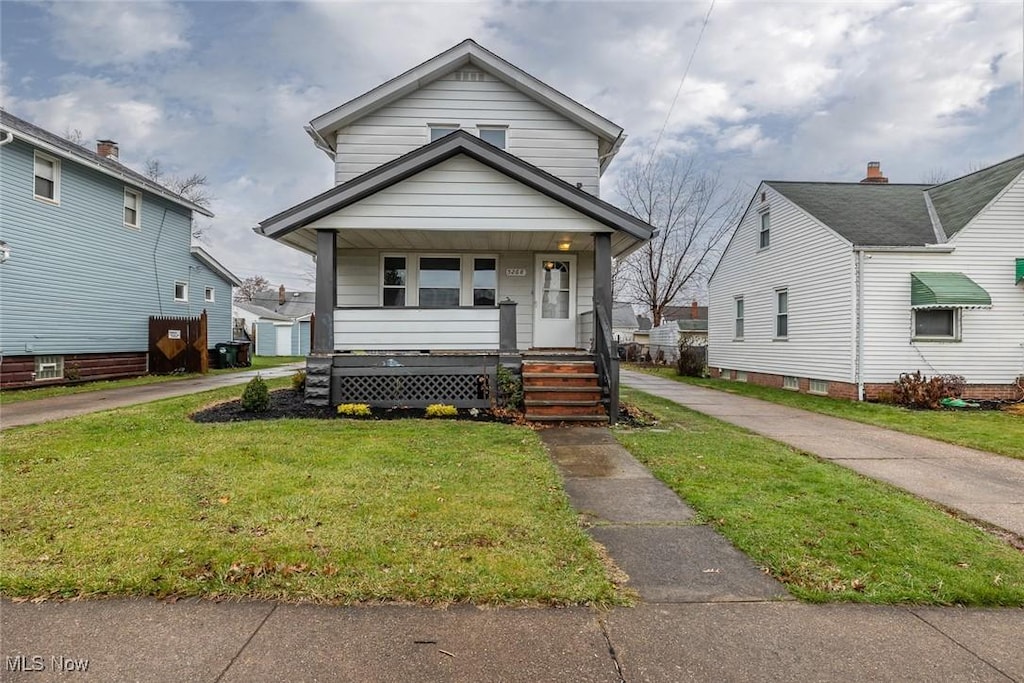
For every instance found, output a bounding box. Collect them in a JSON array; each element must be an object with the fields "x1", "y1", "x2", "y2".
[
  {"x1": 256, "y1": 40, "x2": 654, "y2": 421},
  {"x1": 708, "y1": 156, "x2": 1024, "y2": 400}
]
